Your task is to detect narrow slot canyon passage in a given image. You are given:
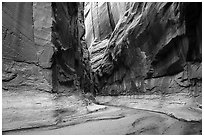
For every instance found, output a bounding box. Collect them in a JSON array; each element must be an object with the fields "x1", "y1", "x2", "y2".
[{"x1": 2, "y1": 2, "x2": 202, "y2": 135}]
